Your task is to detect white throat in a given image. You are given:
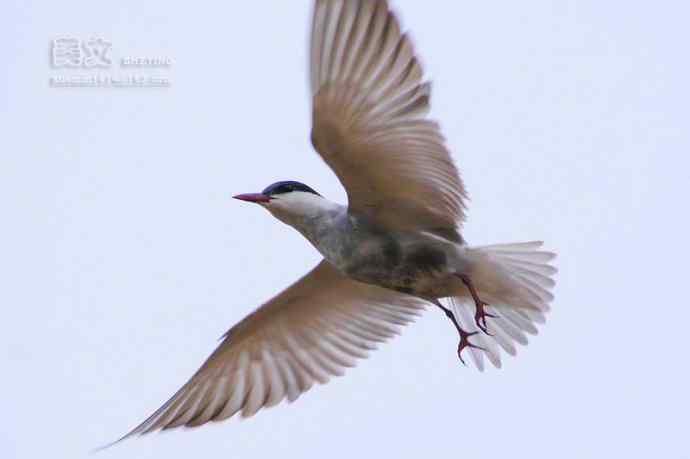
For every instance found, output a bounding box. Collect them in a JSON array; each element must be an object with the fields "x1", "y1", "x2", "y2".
[{"x1": 265, "y1": 191, "x2": 341, "y2": 228}]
